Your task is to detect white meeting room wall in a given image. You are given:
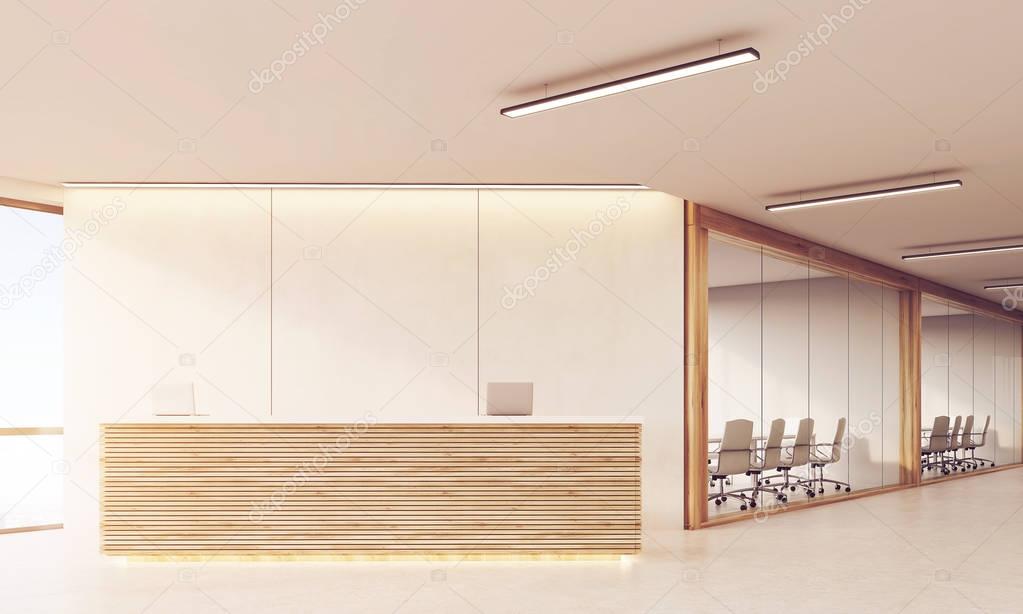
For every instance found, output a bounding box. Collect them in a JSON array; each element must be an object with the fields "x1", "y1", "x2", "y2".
[
  {"x1": 63, "y1": 186, "x2": 685, "y2": 559},
  {"x1": 709, "y1": 273, "x2": 901, "y2": 494},
  {"x1": 922, "y1": 313, "x2": 1021, "y2": 466}
]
